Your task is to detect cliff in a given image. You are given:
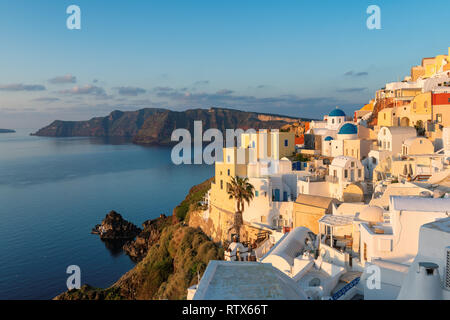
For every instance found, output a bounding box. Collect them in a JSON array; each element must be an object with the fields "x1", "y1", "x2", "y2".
[
  {"x1": 33, "y1": 107, "x2": 306, "y2": 145},
  {"x1": 55, "y1": 178, "x2": 220, "y2": 300}
]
